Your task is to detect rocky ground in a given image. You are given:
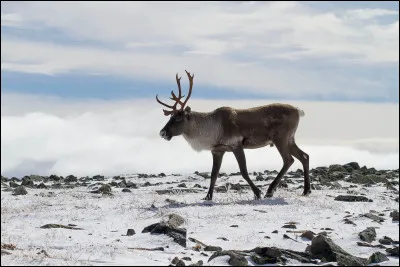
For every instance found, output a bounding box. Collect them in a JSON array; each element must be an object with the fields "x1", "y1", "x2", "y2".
[{"x1": 1, "y1": 162, "x2": 399, "y2": 266}]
